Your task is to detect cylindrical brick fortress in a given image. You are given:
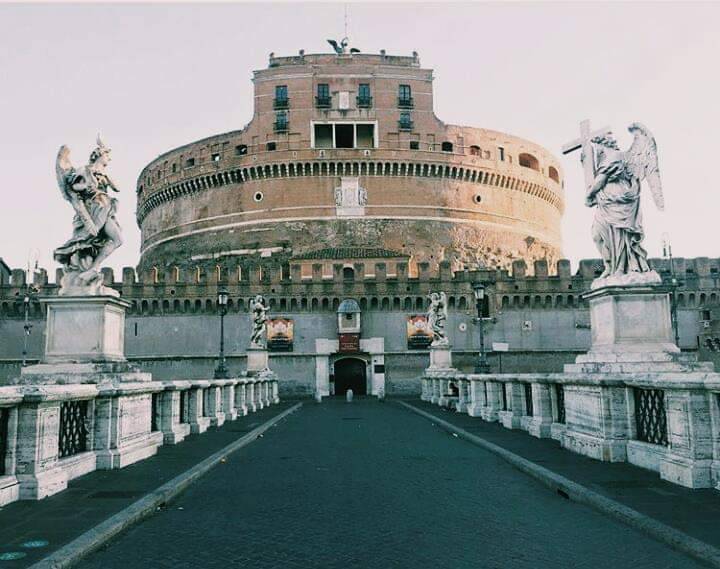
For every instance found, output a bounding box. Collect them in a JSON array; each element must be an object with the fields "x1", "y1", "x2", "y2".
[{"x1": 136, "y1": 51, "x2": 564, "y2": 273}]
